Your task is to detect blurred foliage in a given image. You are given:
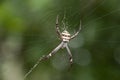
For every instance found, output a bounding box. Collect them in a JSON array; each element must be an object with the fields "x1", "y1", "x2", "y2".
[{"x1": 0, "y1": 0, "x2": 120, "y2": 80}]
